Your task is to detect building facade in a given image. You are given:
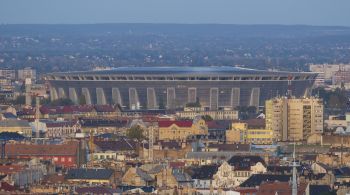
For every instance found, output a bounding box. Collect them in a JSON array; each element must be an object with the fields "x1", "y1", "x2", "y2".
[
  {"x1": 45, "y1": 66, "x2": 317, "y2": 110},
  {"x1": 158, "y1": 118, "x2": 208, "y2": 141},
  {"x1": 226, "y1": 122, "x2": 274, "y2": 144},
  {"x1": 265, "y1": 97, "x2": 324, "y2": 141},
  {"x1": 176, "y1": 107, "x2": 238, "y2": 120}
]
